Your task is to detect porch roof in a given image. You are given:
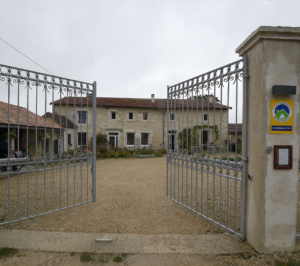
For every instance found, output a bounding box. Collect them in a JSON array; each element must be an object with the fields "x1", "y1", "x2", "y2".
[
  {"x1": 0, "y1": 101, "x2": 61, "y2": 129},
  {"x1": 43, "y1": 112, "x2": 77, "y2": 129}
]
